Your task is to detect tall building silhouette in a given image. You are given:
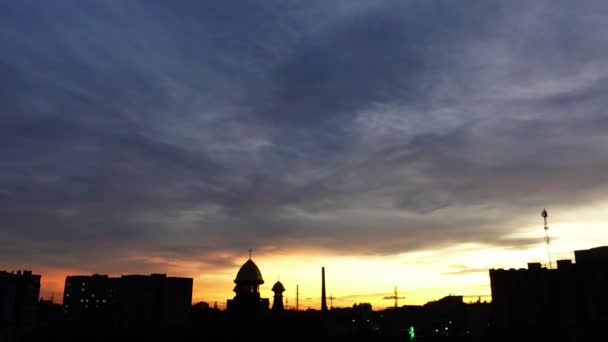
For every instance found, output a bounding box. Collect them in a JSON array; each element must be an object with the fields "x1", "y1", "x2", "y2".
[
  {"x1": 62, "y1": 273, "x2": 192, "y2": 327},
  {"x1": 62, "y1": 274, "x2": 116, "y2": 323},
  {"x1": 490, "y1": 246, "x2": 608, "y2": 341},
  {"x1": 118, "y1": 274, "x2": 192, "y2": 328},
  {"x1": 0, "y1": 270, "x2": 40, "y2": 328}
]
